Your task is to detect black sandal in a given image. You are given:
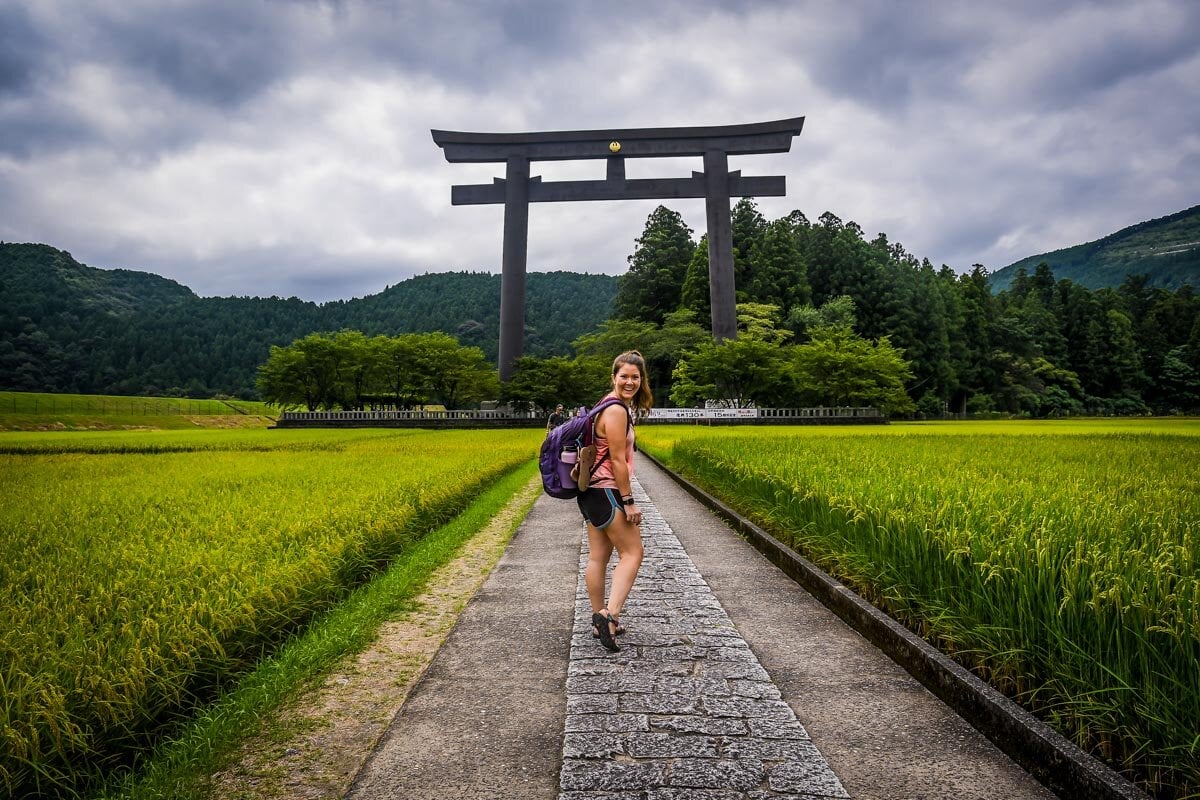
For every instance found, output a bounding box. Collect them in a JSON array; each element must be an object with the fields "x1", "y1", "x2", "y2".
[
  {"x1": 591, "y1": 611, "x2": 620, "y2": 652},
  {"x1": 591, "y1": 615, "x2": 625, "y2": 639}
]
